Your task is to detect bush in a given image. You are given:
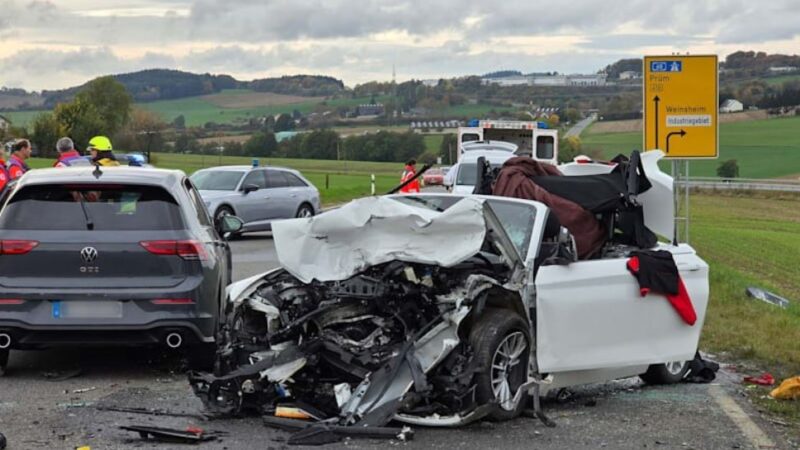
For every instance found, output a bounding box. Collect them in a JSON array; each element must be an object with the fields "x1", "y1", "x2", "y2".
[{"x1": 717, "y1": 159, "x2": 740, "y2": 178}]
